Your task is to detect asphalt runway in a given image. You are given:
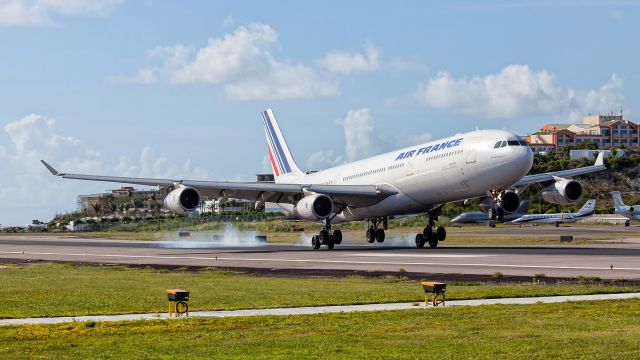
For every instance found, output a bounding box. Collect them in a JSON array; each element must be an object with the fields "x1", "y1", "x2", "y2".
[{"x1": 2, "y1": 226, "x2": 640, "y2": 279}]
